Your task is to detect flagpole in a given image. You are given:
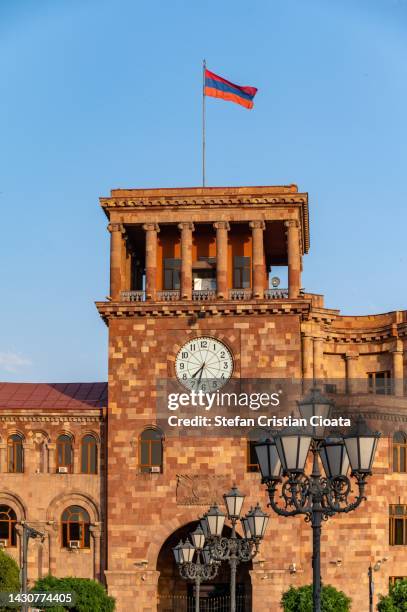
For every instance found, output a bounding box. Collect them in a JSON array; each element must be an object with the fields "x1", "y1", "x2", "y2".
[{"x1": 202, "y1": 58, "x2": 206, "y2": 187}]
